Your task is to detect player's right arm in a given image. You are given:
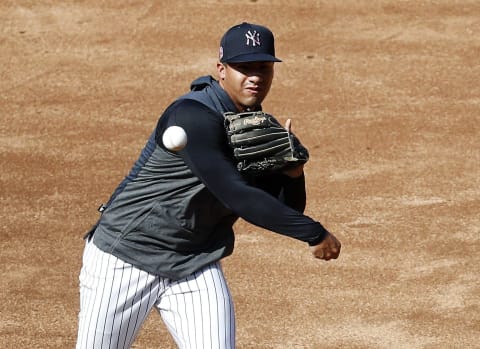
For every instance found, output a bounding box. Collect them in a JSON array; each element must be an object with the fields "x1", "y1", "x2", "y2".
[{"x1": 160, "y1": 100, "x2": 340, "y2": 257}]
